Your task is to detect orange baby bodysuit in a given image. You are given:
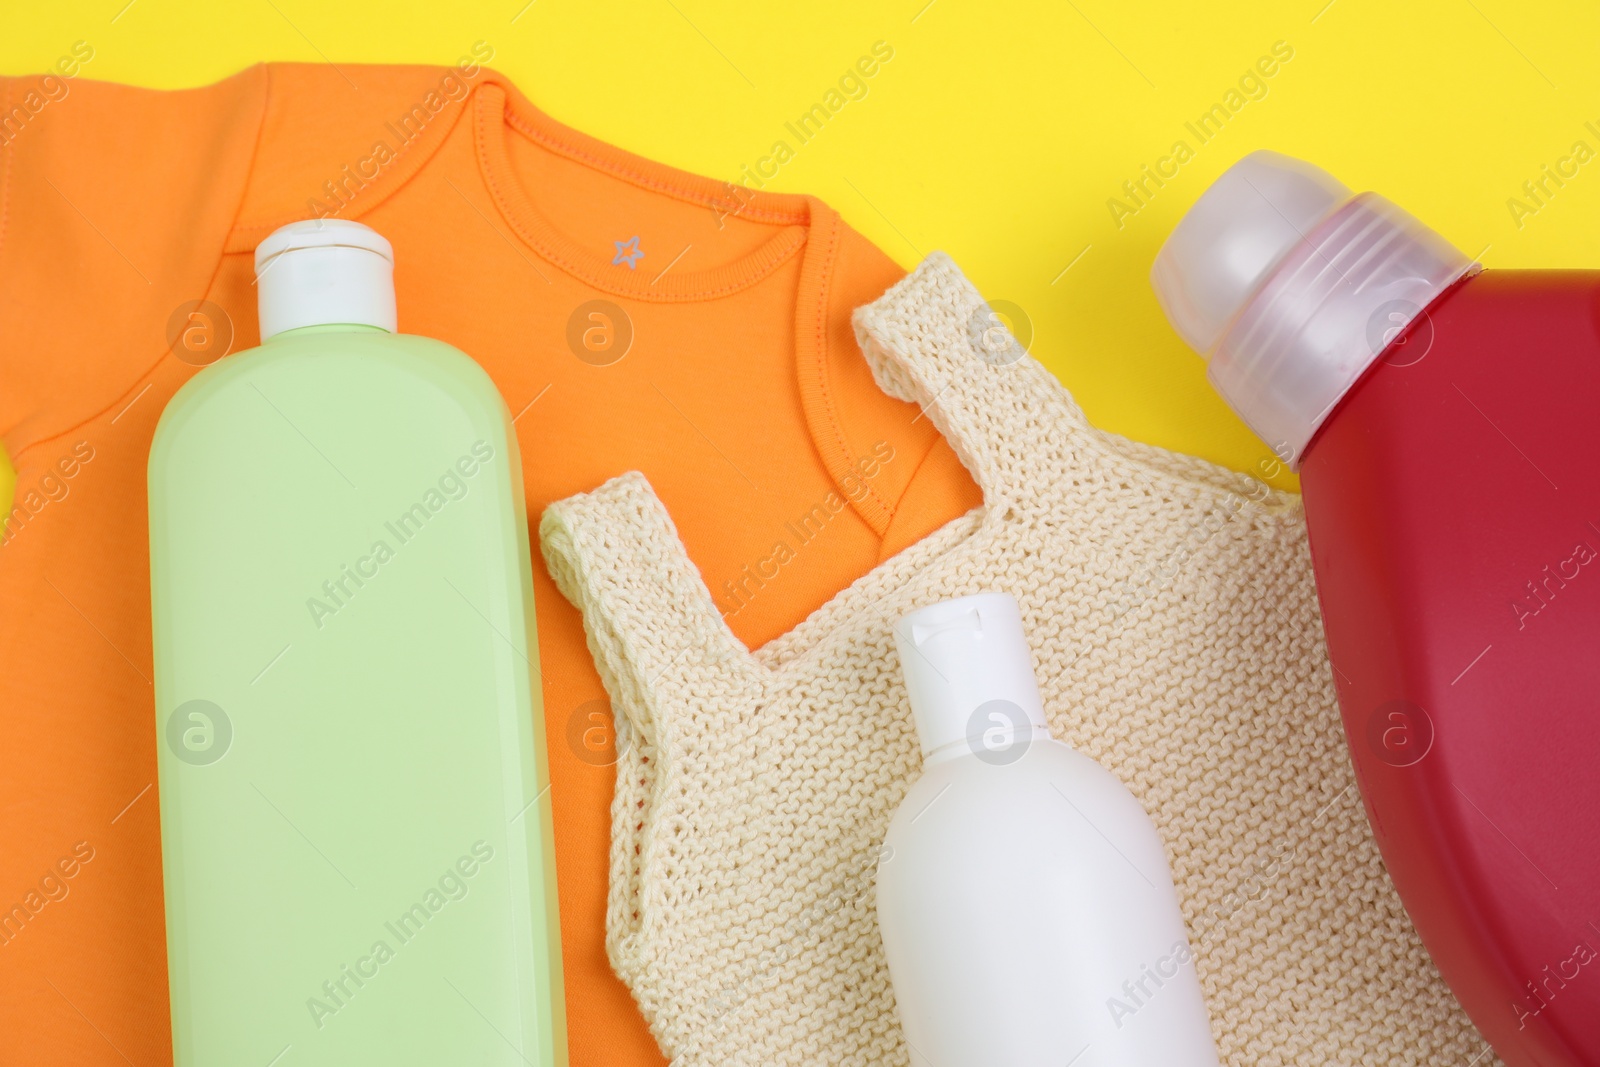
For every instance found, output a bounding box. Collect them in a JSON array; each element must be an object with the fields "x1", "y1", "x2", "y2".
[{"x1": 0, "y1": 62, "x2": 981, "y2": 1064}]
